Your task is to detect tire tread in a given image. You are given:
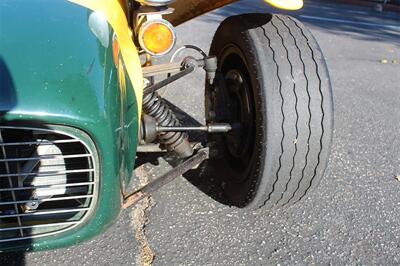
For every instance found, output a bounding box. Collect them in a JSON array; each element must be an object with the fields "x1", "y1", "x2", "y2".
[{"x1": 256, "y1": 15, "x2": 330, "y2": 208}]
